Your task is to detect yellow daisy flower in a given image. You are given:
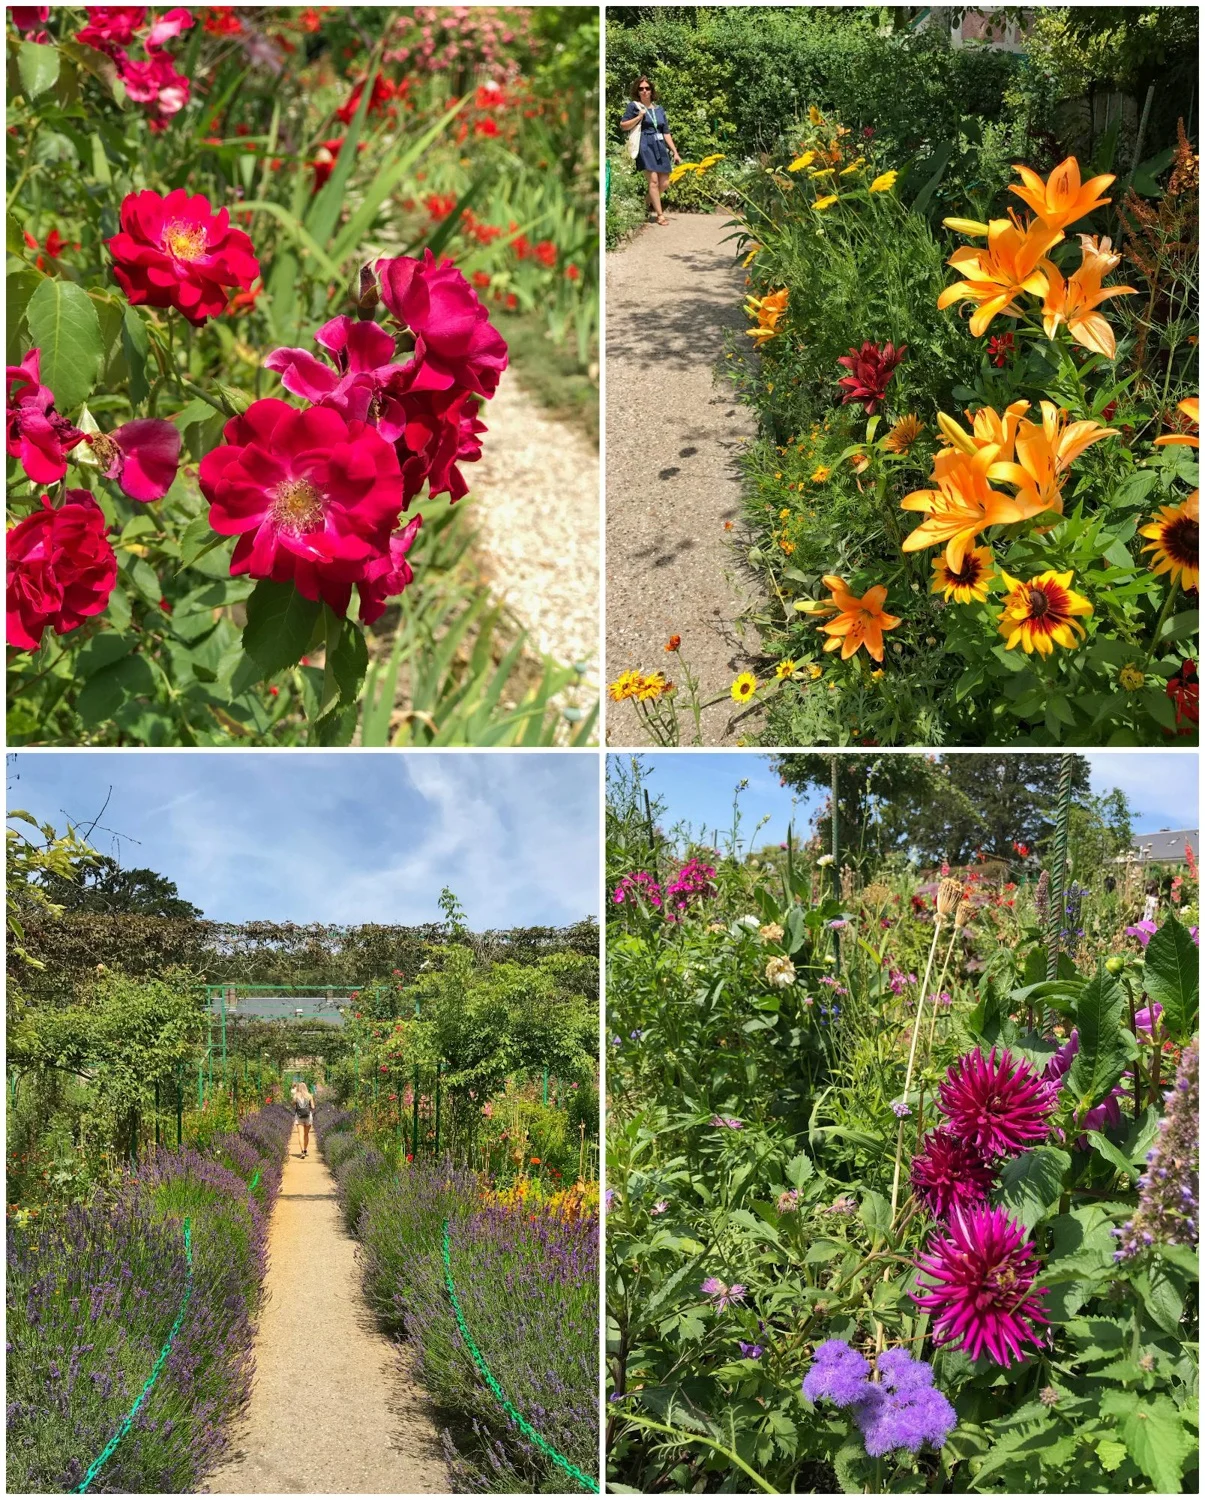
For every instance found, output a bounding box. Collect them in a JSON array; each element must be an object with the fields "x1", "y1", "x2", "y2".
[{"x1": 730, "y1": 672, "x2": 758, "y2": 703}]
